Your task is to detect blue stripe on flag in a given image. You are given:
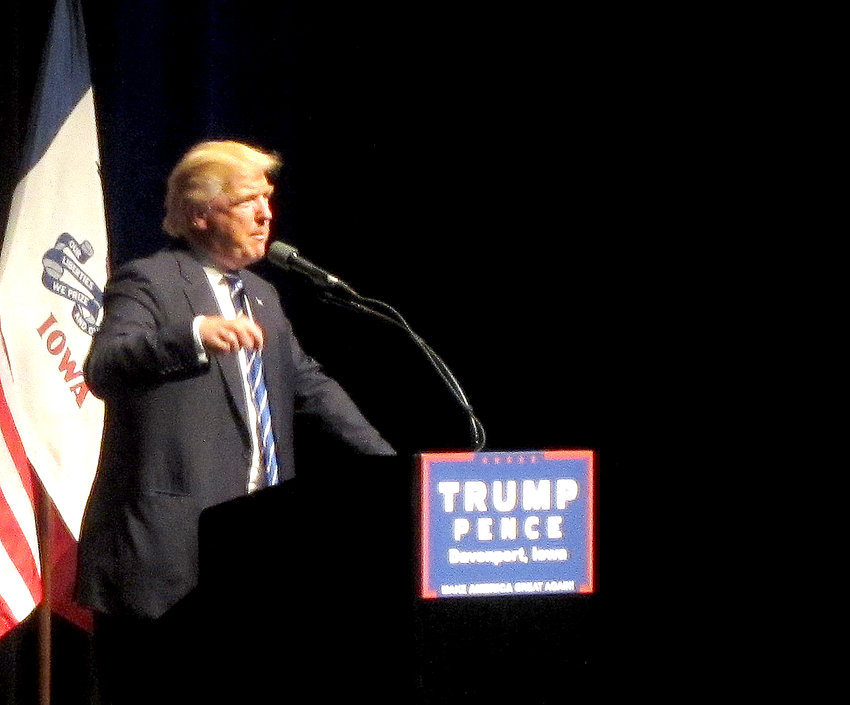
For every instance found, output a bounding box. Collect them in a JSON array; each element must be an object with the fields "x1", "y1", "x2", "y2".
[{"x1": 20, "y1": 0, "x2": 93, "y2": 177}]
